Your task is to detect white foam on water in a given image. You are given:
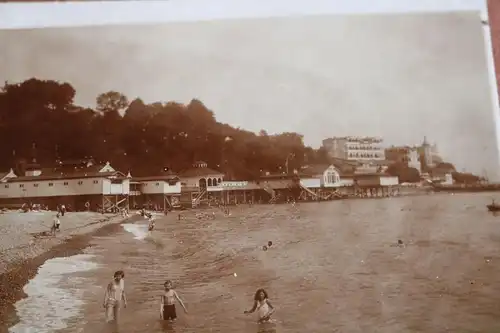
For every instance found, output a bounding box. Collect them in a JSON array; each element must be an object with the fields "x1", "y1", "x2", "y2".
[
  {"x1": 9, "y1": 254, "x2": 99, "y2": 333},
  {"x1": 122, "y1": 223, "x2": 148, "y2": 240}
]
